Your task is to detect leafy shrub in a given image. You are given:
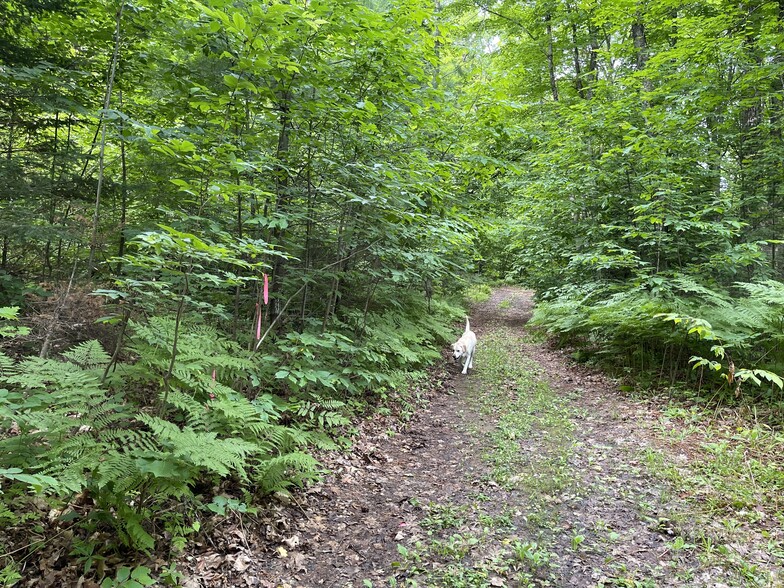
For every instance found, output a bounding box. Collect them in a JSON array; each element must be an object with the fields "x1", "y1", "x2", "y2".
[
  {"x1": 463, "y1": 283, "x2": 492, "y2": 304},
  {"x1": 532, "y1": 277, "x2": 784, "y2": 400},
  {"x1": 267, "y1": 290, "x2": 461, "y2": 401}
]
